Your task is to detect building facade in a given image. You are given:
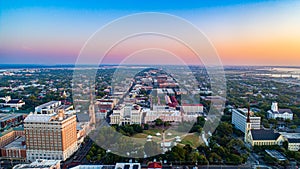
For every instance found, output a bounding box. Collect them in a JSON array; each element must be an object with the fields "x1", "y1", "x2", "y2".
[
  {"x1": 287, "y1": 138, "x2": 300, "y2": 151},
  {"x1": 24, "y1": 110, "x2": 78, "y2": 161},
  {"x1": 110, "y1": 104, "x2": 142, "y2": 125},
  {"x1": 181, "y1": 104, "x2": 204, "y2": 114},
  {"x1": 267, "y1": 102, "x2": 293, "y2": 120},
  {"x1": 231, "y1": 108, "x2": 261, "y2": 133},
  {"x1": 13, "y1": 159, "x2": 61, "y2": 169},
  {"x1": 1, "y1": 136, "x2": 26, "y2": 160},
  {"x1": 246, "y1": 129, "x2": 285, "y2": 146},
  {"x1": 144, "y1": 110, "x2": 182, "y2": 123},
  {"x1": 0, "y1": 127, "x2": 24, "y2": 148},
  {"x1": 34, "y1": 101, "x2": 73, "y2": 115}
]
